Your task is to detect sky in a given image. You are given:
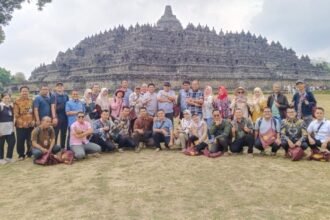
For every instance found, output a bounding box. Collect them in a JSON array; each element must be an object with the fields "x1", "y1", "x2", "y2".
[{"x1": 0, "y1": 0, "x2": 329, "y2": 78}]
